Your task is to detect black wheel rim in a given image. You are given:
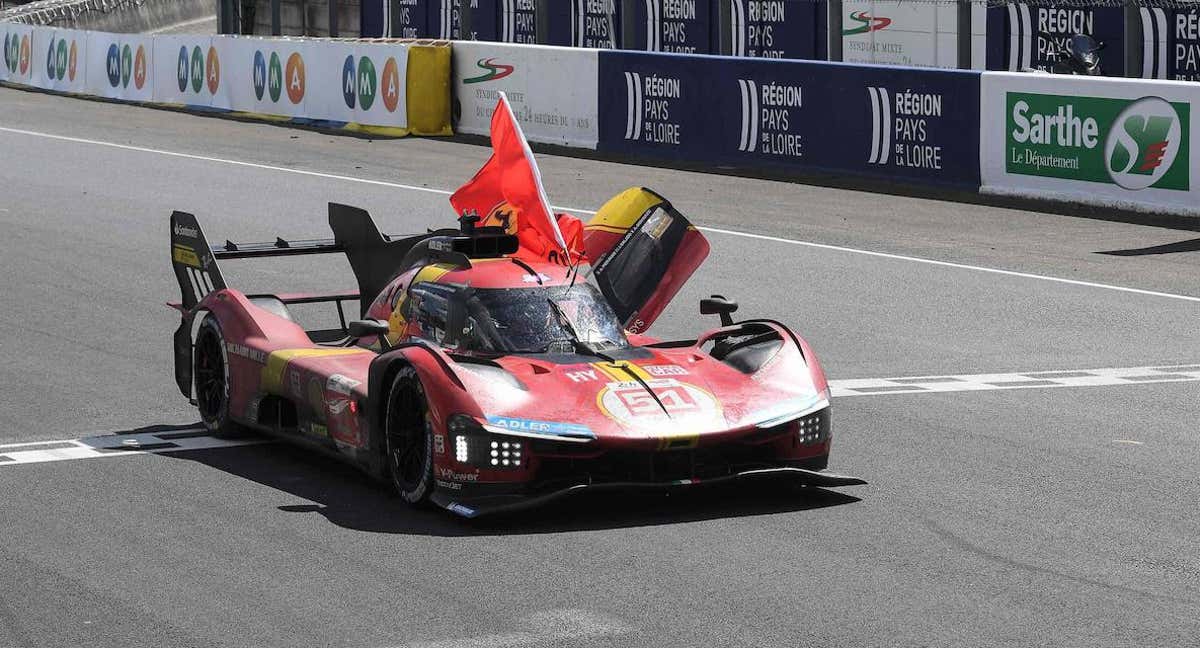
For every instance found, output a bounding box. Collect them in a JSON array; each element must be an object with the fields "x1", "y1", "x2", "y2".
[
  {"x1": 194, "y1": 329, "x2": 226, "y2": 422},
  {"x1": 387, "y1": 384, "x2": 427, "y2": 491}
]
